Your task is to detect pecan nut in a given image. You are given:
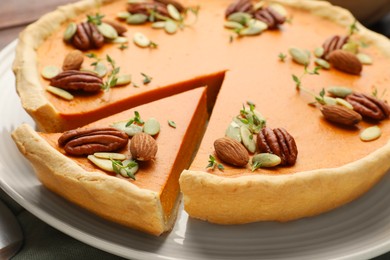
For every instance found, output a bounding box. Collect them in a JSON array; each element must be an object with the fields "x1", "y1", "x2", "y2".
[
  {"x1": 254, "y1": 7, "x2": 286, "y2": 29},
  {"x1": 58, "y1": 127, "x2": 129, "y2": 156},
  {"x1": 257, "y1": 127, "x2": 298, "y2": 166},
  {"x1": 50, "y1": 70, "x2": 103, "y2": 92},
  {"x1": 127, "y1": 2, "x2": 169, "y2": 17},
  {"x1": 72, "y1": 22, "x2": 104, "y2": 51},
  {"x1": 346, "y1": 93, "x2": 390, "y2": 121},
  {"x1": 225, "y1": 0, "x2": 254, "y2": 17},
  {"x1": 322, "y1": 35, "x2": 349, "y2": 60}
]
